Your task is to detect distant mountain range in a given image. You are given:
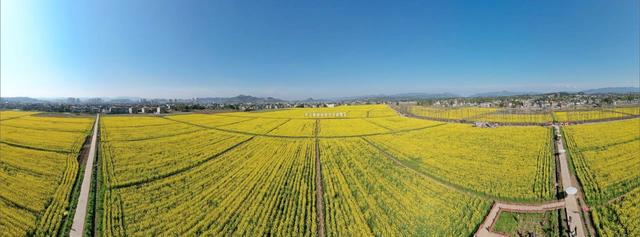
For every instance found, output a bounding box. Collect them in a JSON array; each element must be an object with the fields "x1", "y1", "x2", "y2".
[
  {"x1": 468, "y1": 87, "x2": 639, "y2": 98},
  {"x1": 469, "y1": 91, "x2": 539, "y2": 98},
  {"x1": 316, "y1": 92, "x2": 459, "y2": 102},
  {"x1": 1, "y1": 87, "x2": 638, "y2": 104},
  {"x1": 195, "y1": 95, "x2": 286, "y2": 104},
  {"x1": 581, "y1": 87, "x2": 639, "y2": 94}
]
